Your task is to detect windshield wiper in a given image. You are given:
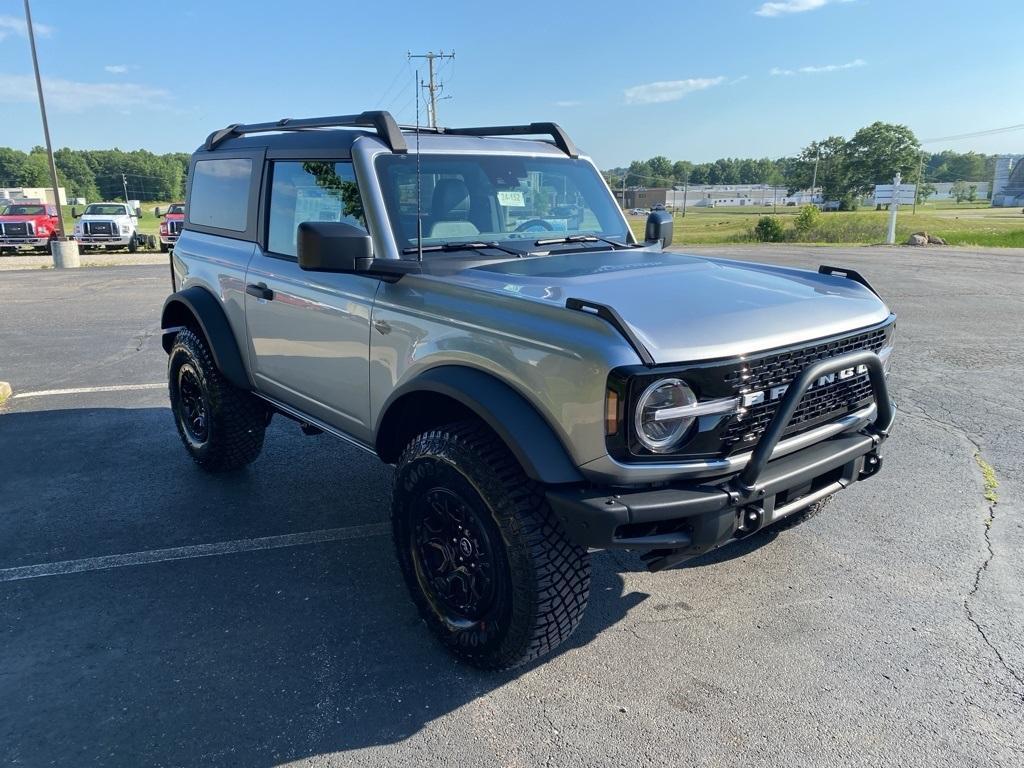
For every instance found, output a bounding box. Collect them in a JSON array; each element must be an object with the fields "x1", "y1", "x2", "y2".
[
  {"x1": 533, "y1": 234, "x2": 637, "y2": 249},
  {"x1": 401, "y1": 241, "x2": 530, "y2": 258}
]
